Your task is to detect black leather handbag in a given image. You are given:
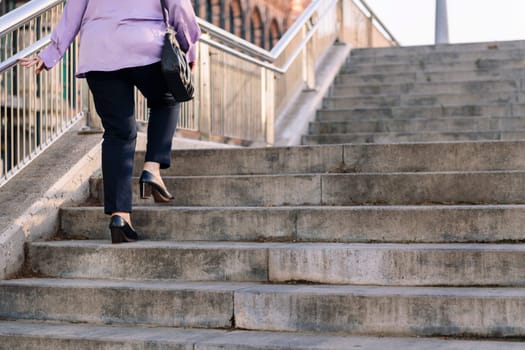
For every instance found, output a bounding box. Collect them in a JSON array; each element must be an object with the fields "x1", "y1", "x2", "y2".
[{"x1": 160, "y1": 0, "x2": 194, "y2": 102}]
